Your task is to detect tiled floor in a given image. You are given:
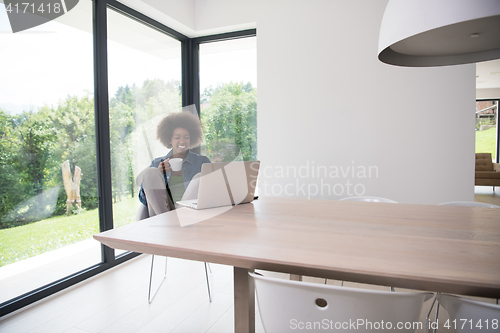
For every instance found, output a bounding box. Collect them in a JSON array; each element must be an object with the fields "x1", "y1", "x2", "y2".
[{"x1": 473, "y1": 185, "x2": 500, "y2": 206}]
